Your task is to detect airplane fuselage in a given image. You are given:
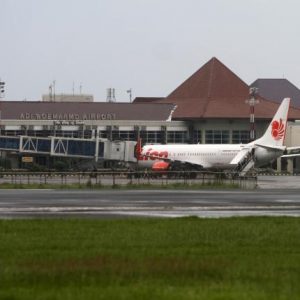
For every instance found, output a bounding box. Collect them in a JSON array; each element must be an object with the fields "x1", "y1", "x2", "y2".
[
  {"x1": 138, "y1": 143, "x2": 284, "y2": 169},
  {"x1": 135, "y1": 98, "x2": 290, "y2": 172}
]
